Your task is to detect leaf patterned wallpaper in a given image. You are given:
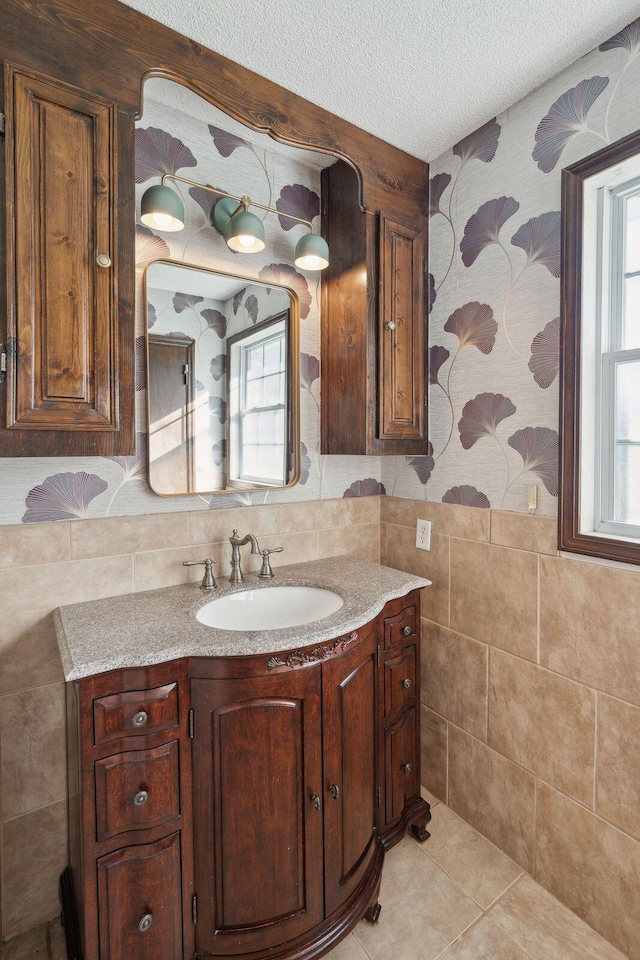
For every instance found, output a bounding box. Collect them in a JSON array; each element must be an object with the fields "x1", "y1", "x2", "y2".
[
  {"x1": 382, "y1": 16, "x2": 640, "y2": 516},
  {"x1": 0, "y1": 82, "x2": 384, "y2": 526}
]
